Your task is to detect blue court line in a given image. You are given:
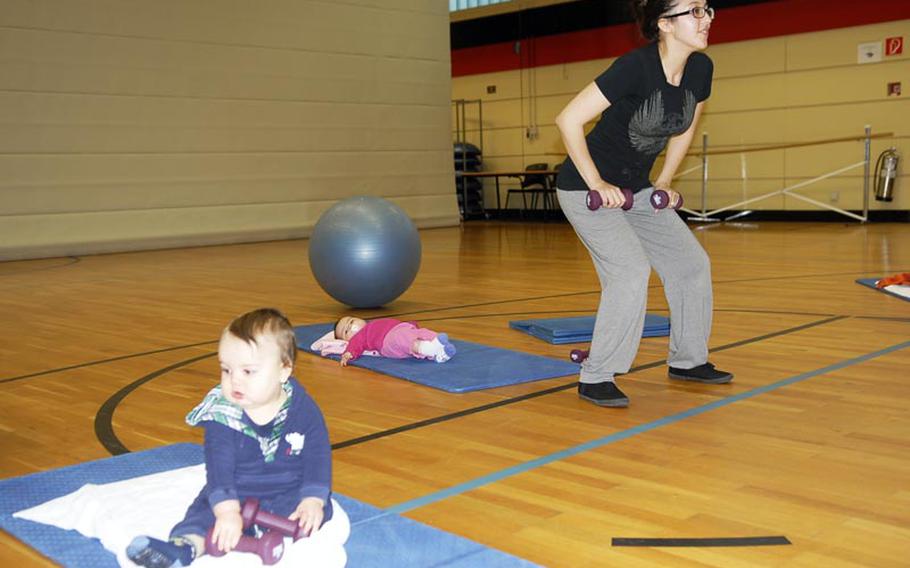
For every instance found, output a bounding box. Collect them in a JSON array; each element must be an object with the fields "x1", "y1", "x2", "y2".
[{"x1": 376, "y1": 340, "x2": 910, "y2": 517}]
